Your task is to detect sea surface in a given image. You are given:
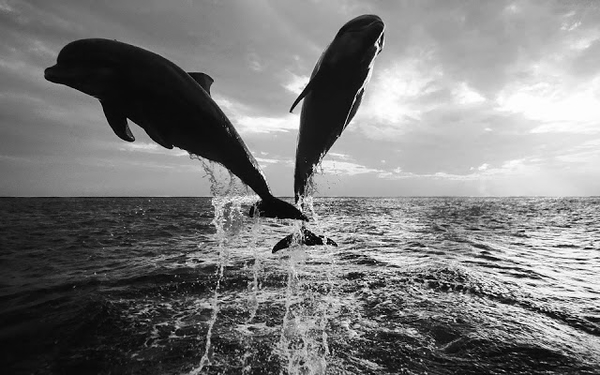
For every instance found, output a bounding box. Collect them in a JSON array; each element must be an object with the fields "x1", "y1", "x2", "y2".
[{"x1": 1, "y1": 196, "x2": 599, "y2": 374}]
